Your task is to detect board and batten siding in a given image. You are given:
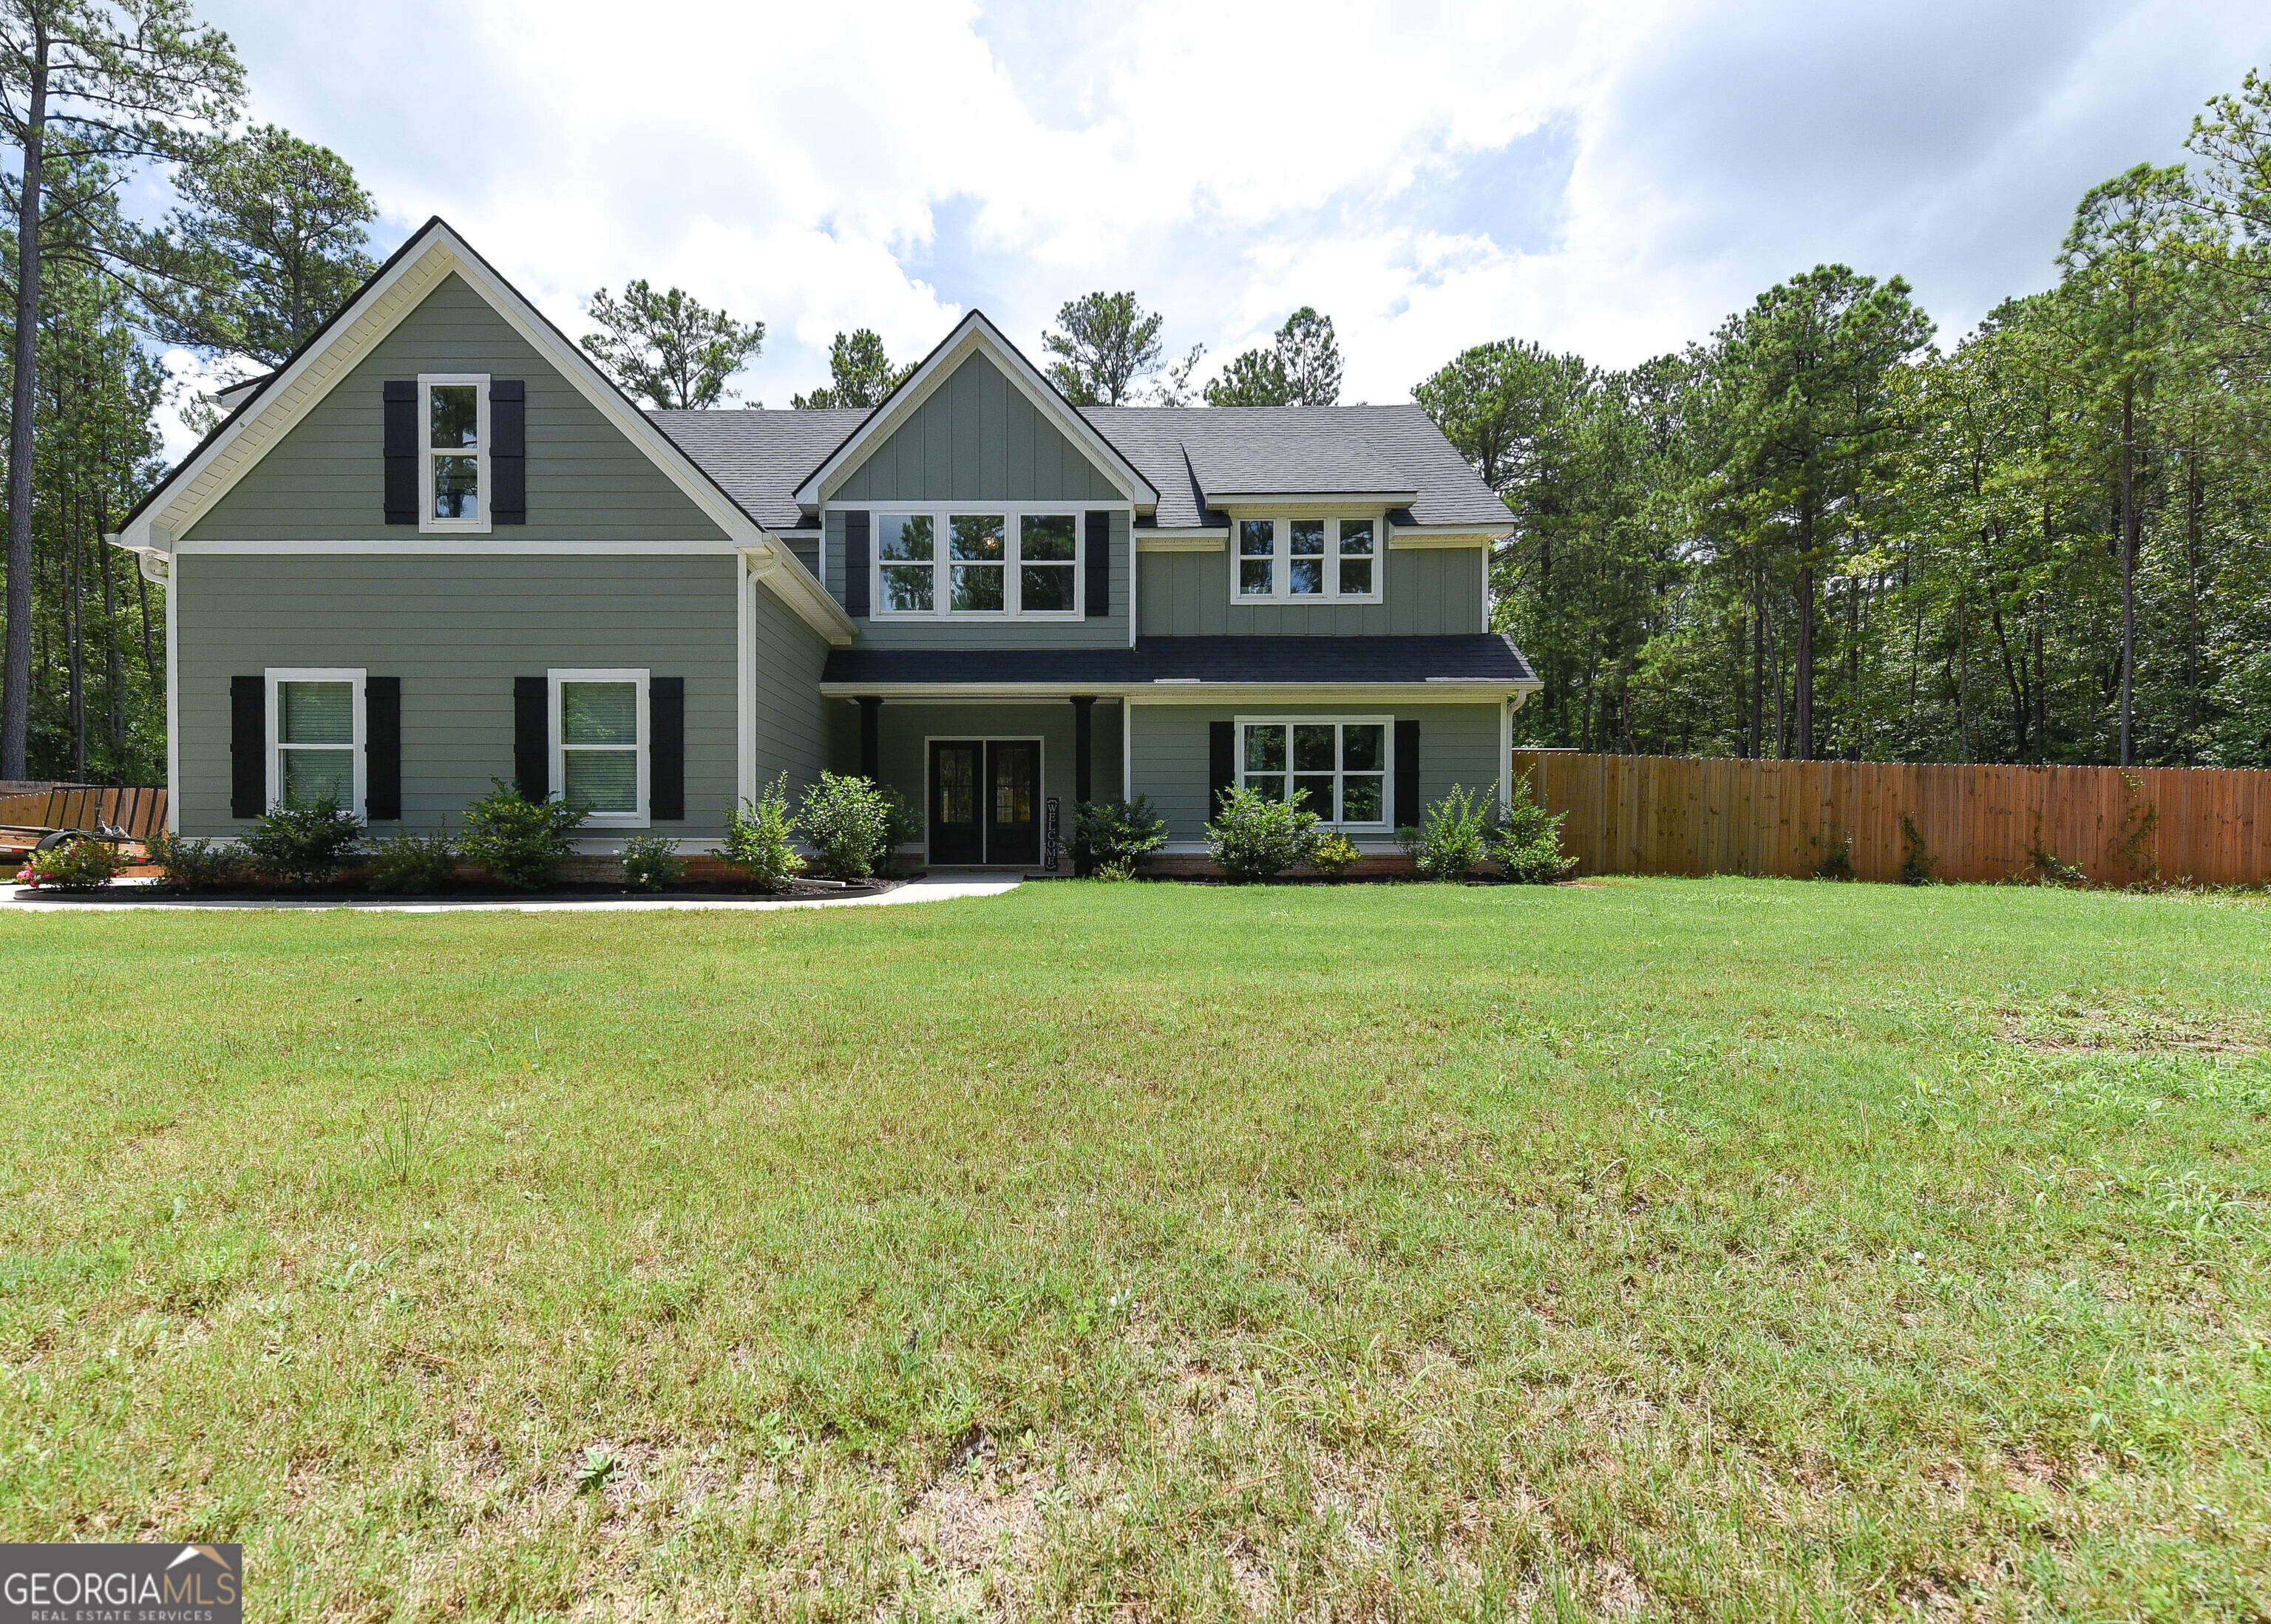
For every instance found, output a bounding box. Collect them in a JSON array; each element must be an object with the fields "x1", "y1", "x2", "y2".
[
  {"x1": 750, "y1": 571, "x2": 831, "y2": 798},
  {"x1": 832, "y1": 352, "x2": 1124, "y2": 506},
  {"x1": 826, "y1": 507, "x2": 1132, "y2": 648},
  {"x1": 185, "y1": 272, "x2": 726, "y2": 543},
  {"x1": 1137, "y1": 543, "x2": 1487, "y2": 637},
  {"x1": 175, "y1": 554, "x2": 739, "y2": 837},
  {"x1": 1128, "y1": 701, "x2": 1504, "y2": 842}
]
